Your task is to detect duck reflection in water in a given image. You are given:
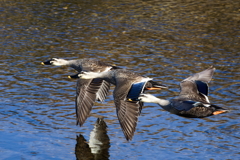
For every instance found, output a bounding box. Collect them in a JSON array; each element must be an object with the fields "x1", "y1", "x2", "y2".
[{"x1": 75, "y1": 118, "x2": 110, "y2": 160}]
